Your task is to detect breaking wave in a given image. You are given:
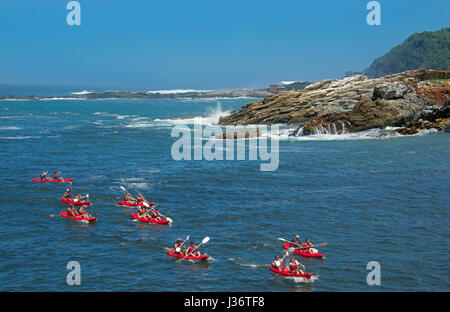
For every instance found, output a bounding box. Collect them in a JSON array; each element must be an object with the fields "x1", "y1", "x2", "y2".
[{"x1": 154, "y1": 103, "x2": 231, "y2": 126}]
